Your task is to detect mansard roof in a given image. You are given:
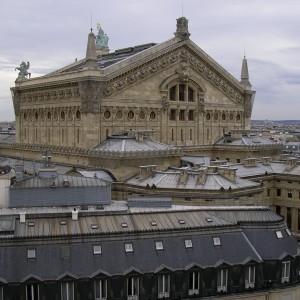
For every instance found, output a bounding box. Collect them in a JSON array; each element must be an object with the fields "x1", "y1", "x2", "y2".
[{"x1": 0, "y1": 207, "x2": 296, "y2": 282}]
